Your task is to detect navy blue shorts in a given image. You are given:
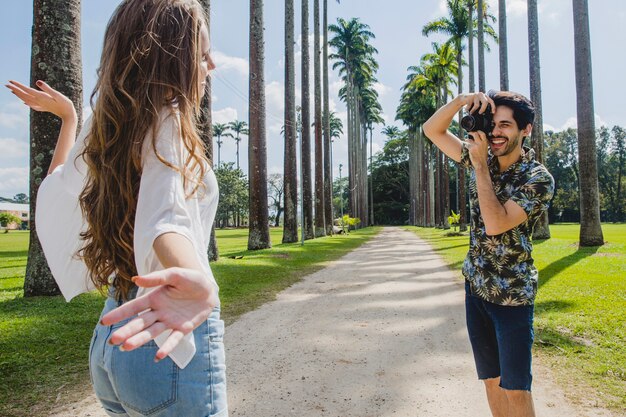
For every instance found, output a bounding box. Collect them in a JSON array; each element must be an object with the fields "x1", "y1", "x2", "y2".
[{"x1": 464, "y1": 281, "x2": 534, "y2": 391}]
